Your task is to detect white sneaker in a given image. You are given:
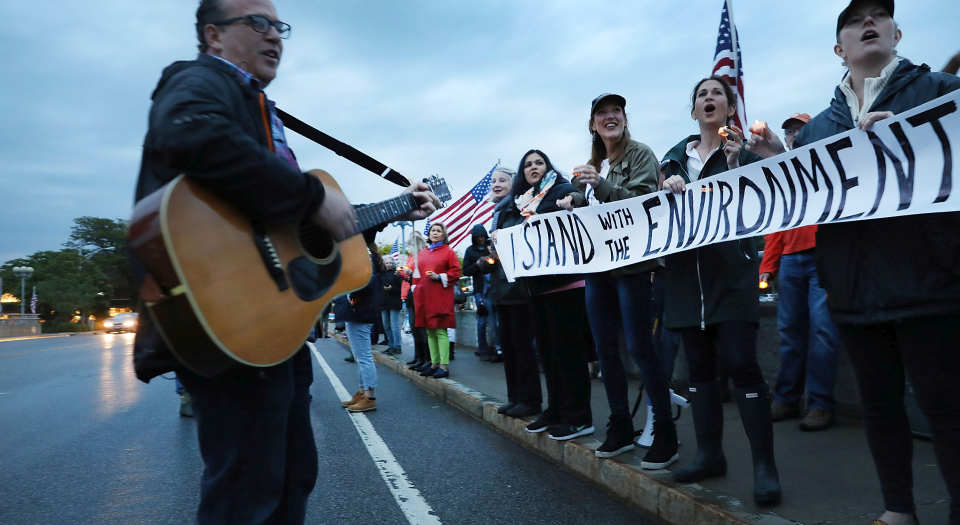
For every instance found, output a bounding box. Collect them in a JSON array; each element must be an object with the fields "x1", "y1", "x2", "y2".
[{"x1": 635, "y1": 405, "x2": 655, "y2": 447}]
